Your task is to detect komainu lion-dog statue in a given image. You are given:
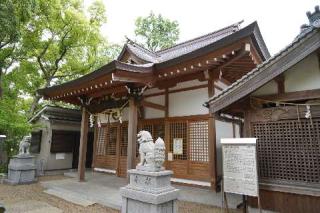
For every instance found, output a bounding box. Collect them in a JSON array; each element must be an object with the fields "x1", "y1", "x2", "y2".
[
  {"x1": 137, "y1": 130, "x2": 165, "y2": 171},
  {"x1": 19, "y1": 135, "x2": 31, "y2": 155}
]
